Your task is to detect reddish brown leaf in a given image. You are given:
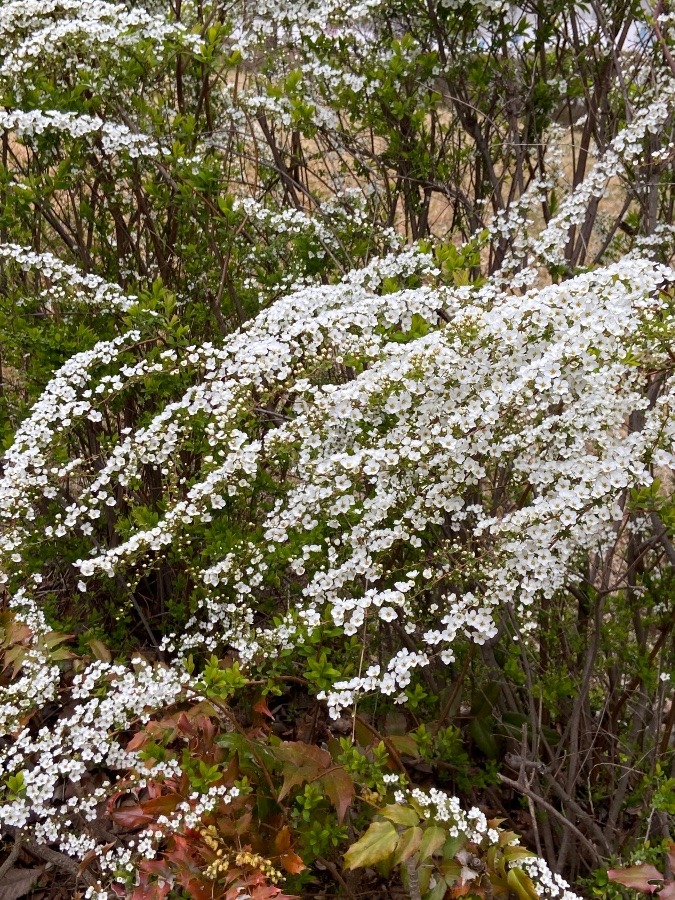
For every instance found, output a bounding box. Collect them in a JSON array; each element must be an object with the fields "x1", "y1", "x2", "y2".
[
  {"x1": 274, "y1": 741, "x2": 331, "y2": 801},
  {"x1": 107, "y1": 786, "x2": 137, "y2": 807},
  {"x1": 274, "y1": 741, "x2": 331, "y2": 769},
  {"x1": 130, "y1": 881, "x2": 170, "y2": 900},
  {"x1": 5, "y1": 621, "x2": 32, "y2": 647},
  {"x1": 0, "y1": 867, "x2": 44, "y2": 900},
  {"x1": 175, "y1": 873, "x2": 211, "y2": 900},
  {"x1": 79, "y1": 843, "x2": 115, "y2": 875},
  {"x1": 668, "y1": 846, "x2": 675, "y2": 878},
  {"x1": 110, "y1": 805, "x2": 154, "y2": 829},
  {"x1": 250, "y1": 887, "x2": 287, "y2": 900},
  {"x1": 177, "y1": 712, "x2": 194, "y2": 735},
  {"x1": 608, "y1": 865, "x2": 664, "y2": 893},
  {"x1": 198, "y1": 715, "x2": 216, "y2": 746},
  {"x1": 139, "y1": 860, "x2": 173, "y2": 881},
  {"x1": 126, "y1": 731, "x2": 149, "y2": 752},
  {"x1": 275, "y1": 826, "x2": 292, "y2": 854},
  {"x1": 280, "y1": 850, "x2": 306, "y2": 875},
  {"x1": 4, "y1": 646, "x2": 26, "y2": 677},
  {"x1": 235, "y1": 809, "x2": 253, "y2": 836},
  {"x1": 273, "y1": 826, "x2": 307, "y2": 874},
  {"x1": 141, "y1": 793, "x2": 181, "y2": 817},
  {"x1": 253, "y1": 696, "x2": 275, "y2": 719},
  {"x1": 320, "y1": 768, "x2": 355, "y2": 822},
  {"x1": 222, "y1": 753, "x2": 240, "y2": 785},
  {"x1": 144, "y1": 780, "x2": 165, "y2": 800},
  {"x1": 166, "y1": 834, "x2": 199, "y2": 871}
]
